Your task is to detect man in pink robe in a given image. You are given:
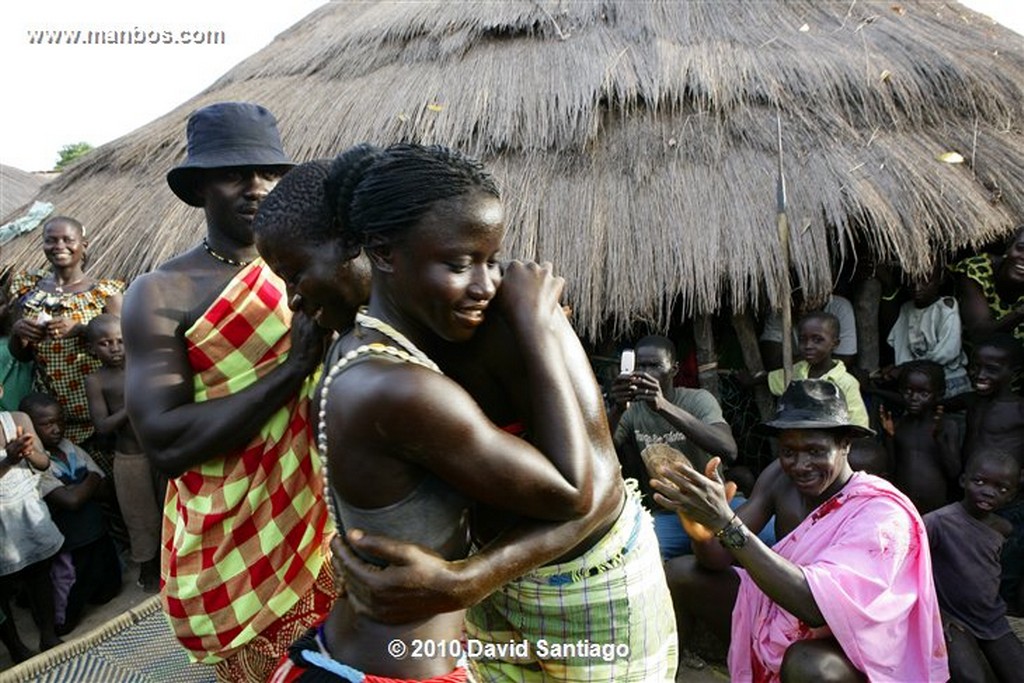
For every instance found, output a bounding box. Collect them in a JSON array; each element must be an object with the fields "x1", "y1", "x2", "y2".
[{"x1": 654, "y1": 379, "x2": 948, "y2": 682}]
